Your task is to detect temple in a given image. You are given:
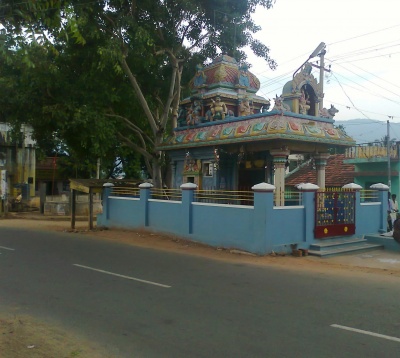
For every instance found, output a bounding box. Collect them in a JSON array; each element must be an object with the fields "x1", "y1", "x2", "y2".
[{"x1": 158, "y1": 55, "x2": 354, "y2": 204}]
